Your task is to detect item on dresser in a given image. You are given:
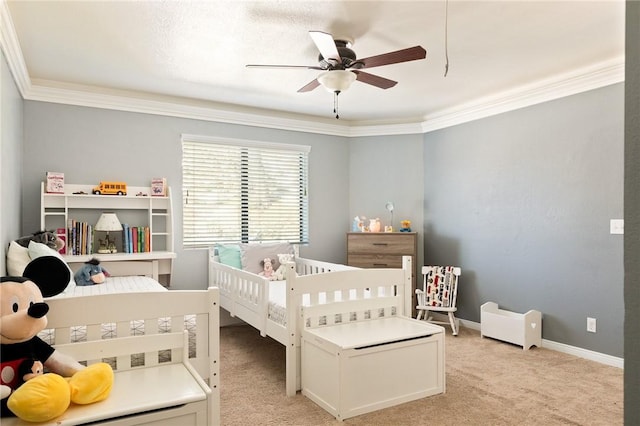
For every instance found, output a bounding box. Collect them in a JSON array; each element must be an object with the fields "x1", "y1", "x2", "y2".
[
  {"x1": 351, "y1": 216, "x2": 366, "y2": 232},
  {"x1": 400, "y1": 220, "x2": 412, "y2": 232},
  {"x1": 385, "y1": 201, "x2": 394, "y2": 228}
]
